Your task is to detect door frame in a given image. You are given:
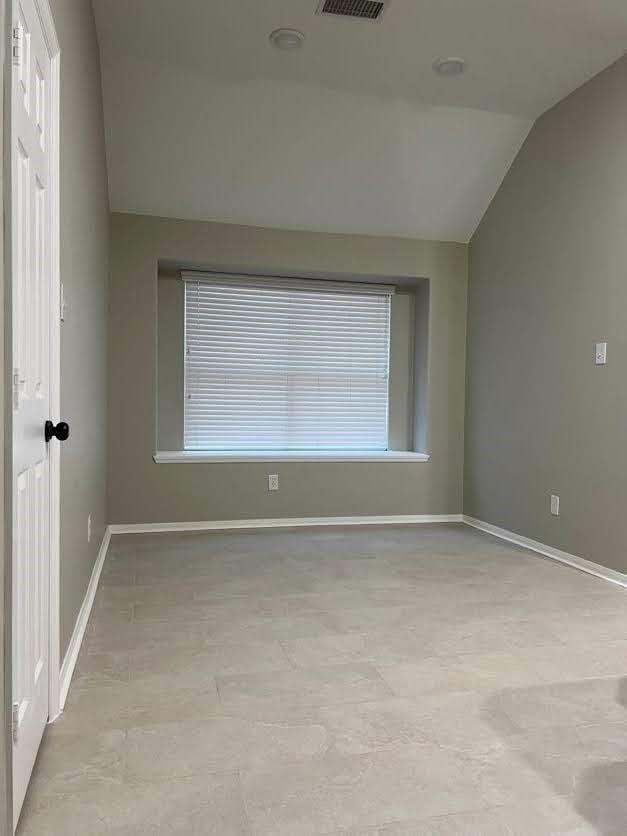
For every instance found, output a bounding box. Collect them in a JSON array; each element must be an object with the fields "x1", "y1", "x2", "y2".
[{"x1": 5, "y1": 0, "x2": 61, "y2": 814}]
